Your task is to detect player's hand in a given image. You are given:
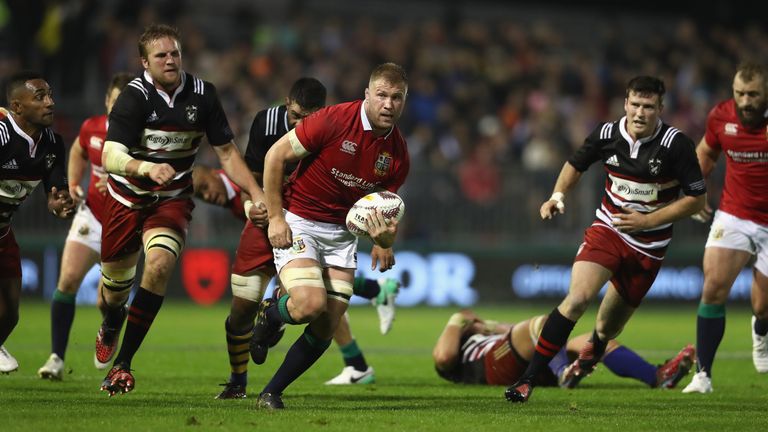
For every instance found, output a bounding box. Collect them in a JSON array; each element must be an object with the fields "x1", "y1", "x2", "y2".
[
  {"x1": 691, "y1": 202, "x2": 713, "y2": 223},
  {"x1": 611, "y1": 206, "x2": 649, "y2": 233},
  {"x1": 48, "y1": 186, "x2": 76, "y2": 219},
  {"x1": 95, "y1": 173, "x2": 108, "y2": 195},
  {"x1": 370, "y1": 244, "x2": 395, "y2": 271},
  {"x1": 268, "y1": 215, "x2": 292, "y2": 248},
  {"x1": 365, "y1": 209, "x2": 397, "y2": 248},
  {"x1": 148, "y1": 163, "x2": 176, "y2": 186},
  {"x1": 540, "y1": 199, "x2": 565, "y2": 220},
  {"x1": 68, "y1": 183, "x2": 85, "y2": 205},
  {"x1": 248, "y1": 201, "x2": 268, "y2": 228}
]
